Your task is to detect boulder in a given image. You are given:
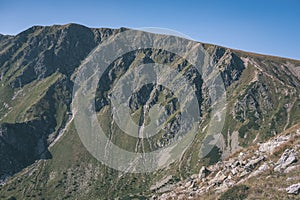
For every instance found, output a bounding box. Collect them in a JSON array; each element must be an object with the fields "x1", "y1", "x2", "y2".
[
  {"x1": 199, "y1": 166, "x2": 211, "y2": 179},
  {"x1": 231, "y1": 168, "x2": 238, "y2": 176},
  {"x1": 274, "y1": 149, "x2": 297, "y2": 172},
  {"x1": 232, "y1": 160, "x2": 241, "y2": 168},
  {"x1": 245, "y1": 156, "x2": 265, "y2": 170},
  {"x1": 286, "y1": 183, "x2": 300, "y2": 195},
  {"x1": 248, "y1": 164, "x2": 269, "y2": 178},
  {"x1": 239, "y1": 170, "x2": 250, "y2": 178}
]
